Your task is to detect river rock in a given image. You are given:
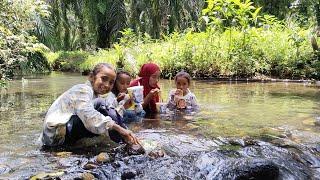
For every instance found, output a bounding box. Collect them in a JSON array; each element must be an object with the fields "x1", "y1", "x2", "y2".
[
  {"x1": 217, "y1": 159, "x2": 279, "y2": 180},
  {"x1": 96, "y1": 152, "x2": 111, "y2": 163},
  {"x1": 83, "y1": 162, "x2": 98, "y2": 170},
  {"x1": 55, "y1": 151, "x2": 72, "y2": 157},
  {"x1": 314, "y1": 116, "x2": 320, "y2": 126},
  {"x1": 30, "y1": 171, "x2": 65, "y2": 180},
  {"x1": 229, "y1": 139, "x2": 245, "y2": 147},
  {"x1": 148, "y1": 149, "x2": 165, "y2": 159},
  {"x1": 121, "y1": 169, "x2": 137, "y2": 179},
  {"x1": 81, "y1": 172, "x2": 95, "y2": 180},
  {"x1": 126, "y1": 144, "x2": 145, "y2": 155}
]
